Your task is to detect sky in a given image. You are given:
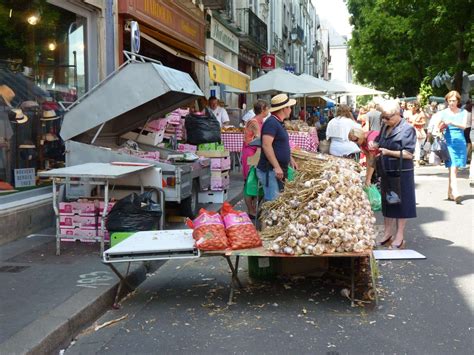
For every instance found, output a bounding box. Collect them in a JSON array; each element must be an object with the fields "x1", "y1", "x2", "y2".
[{"x1": 312, "y1": 0, "x2": 352, "y2": 37}]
